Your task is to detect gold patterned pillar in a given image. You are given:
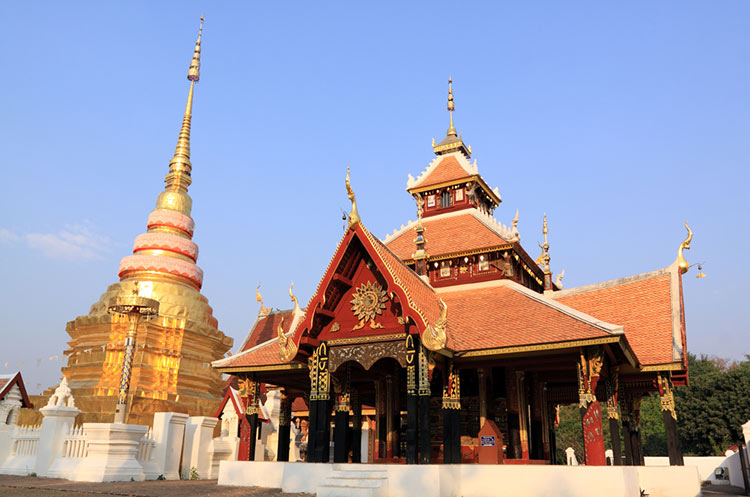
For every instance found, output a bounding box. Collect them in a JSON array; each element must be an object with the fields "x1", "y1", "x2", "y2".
[{"x1": 658, "y1": 372, "x2": 684, "y2": 466}]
